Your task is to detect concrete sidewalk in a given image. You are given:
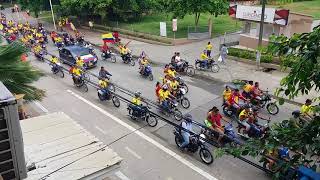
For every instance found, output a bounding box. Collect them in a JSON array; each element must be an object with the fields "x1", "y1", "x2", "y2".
[{"x1": 5, "y1": 9, "x2": 317, "y2": 105}]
